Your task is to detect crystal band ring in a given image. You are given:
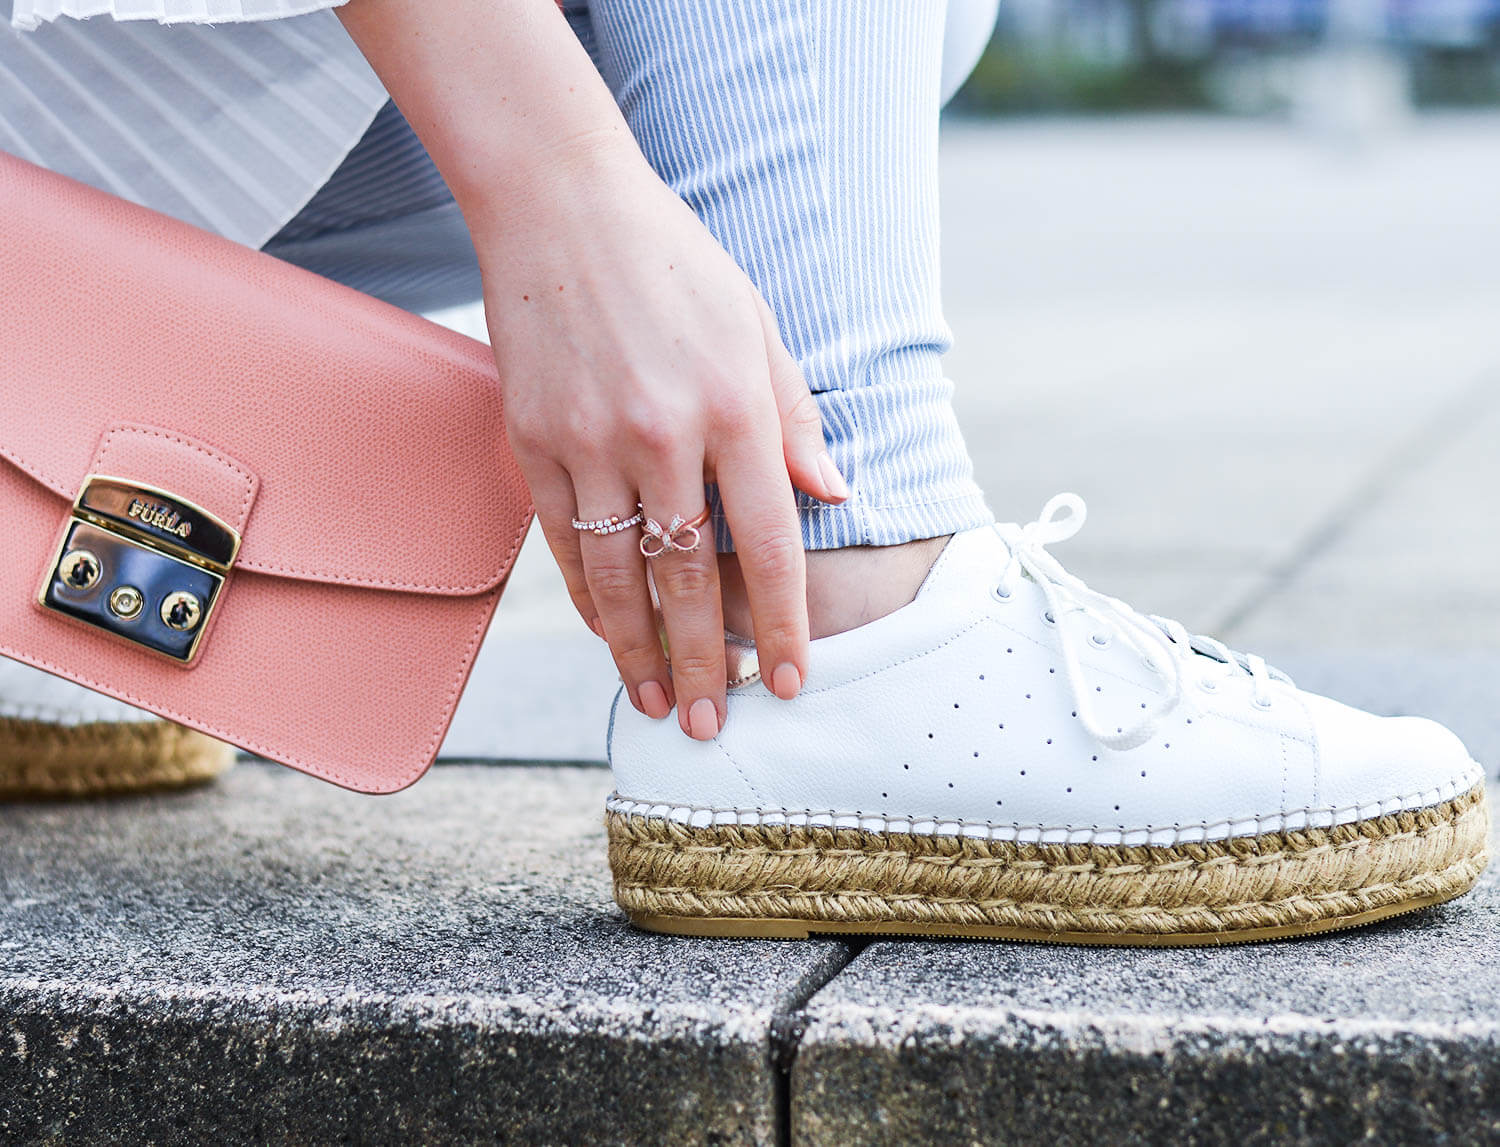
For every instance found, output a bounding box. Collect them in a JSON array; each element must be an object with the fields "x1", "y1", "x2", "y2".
[
  {"x1": 640, "y1": 506, "x2": 711, "y2": 558},
  {"x1": 572, "y1": 504, "x2": 644, "y2": 537}
]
